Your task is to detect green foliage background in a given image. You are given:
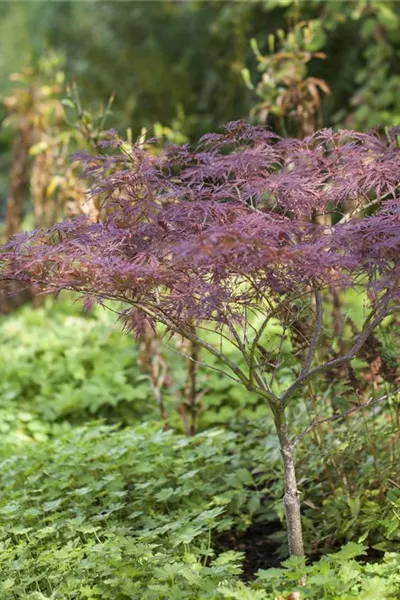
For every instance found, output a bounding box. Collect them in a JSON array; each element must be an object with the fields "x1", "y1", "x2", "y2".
[
  {"x1": 0, "y1": 0, "x2": 400, "y2": 218},
  {"x1": 1, "y1": 0, "x2": 400, "y2": 217},
  {"x1": 1, "y1": 0, "x2": 400, "y2": 136},
  {"x1": 0, "y1": 300, "x2": 399, "y2": 597}
]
